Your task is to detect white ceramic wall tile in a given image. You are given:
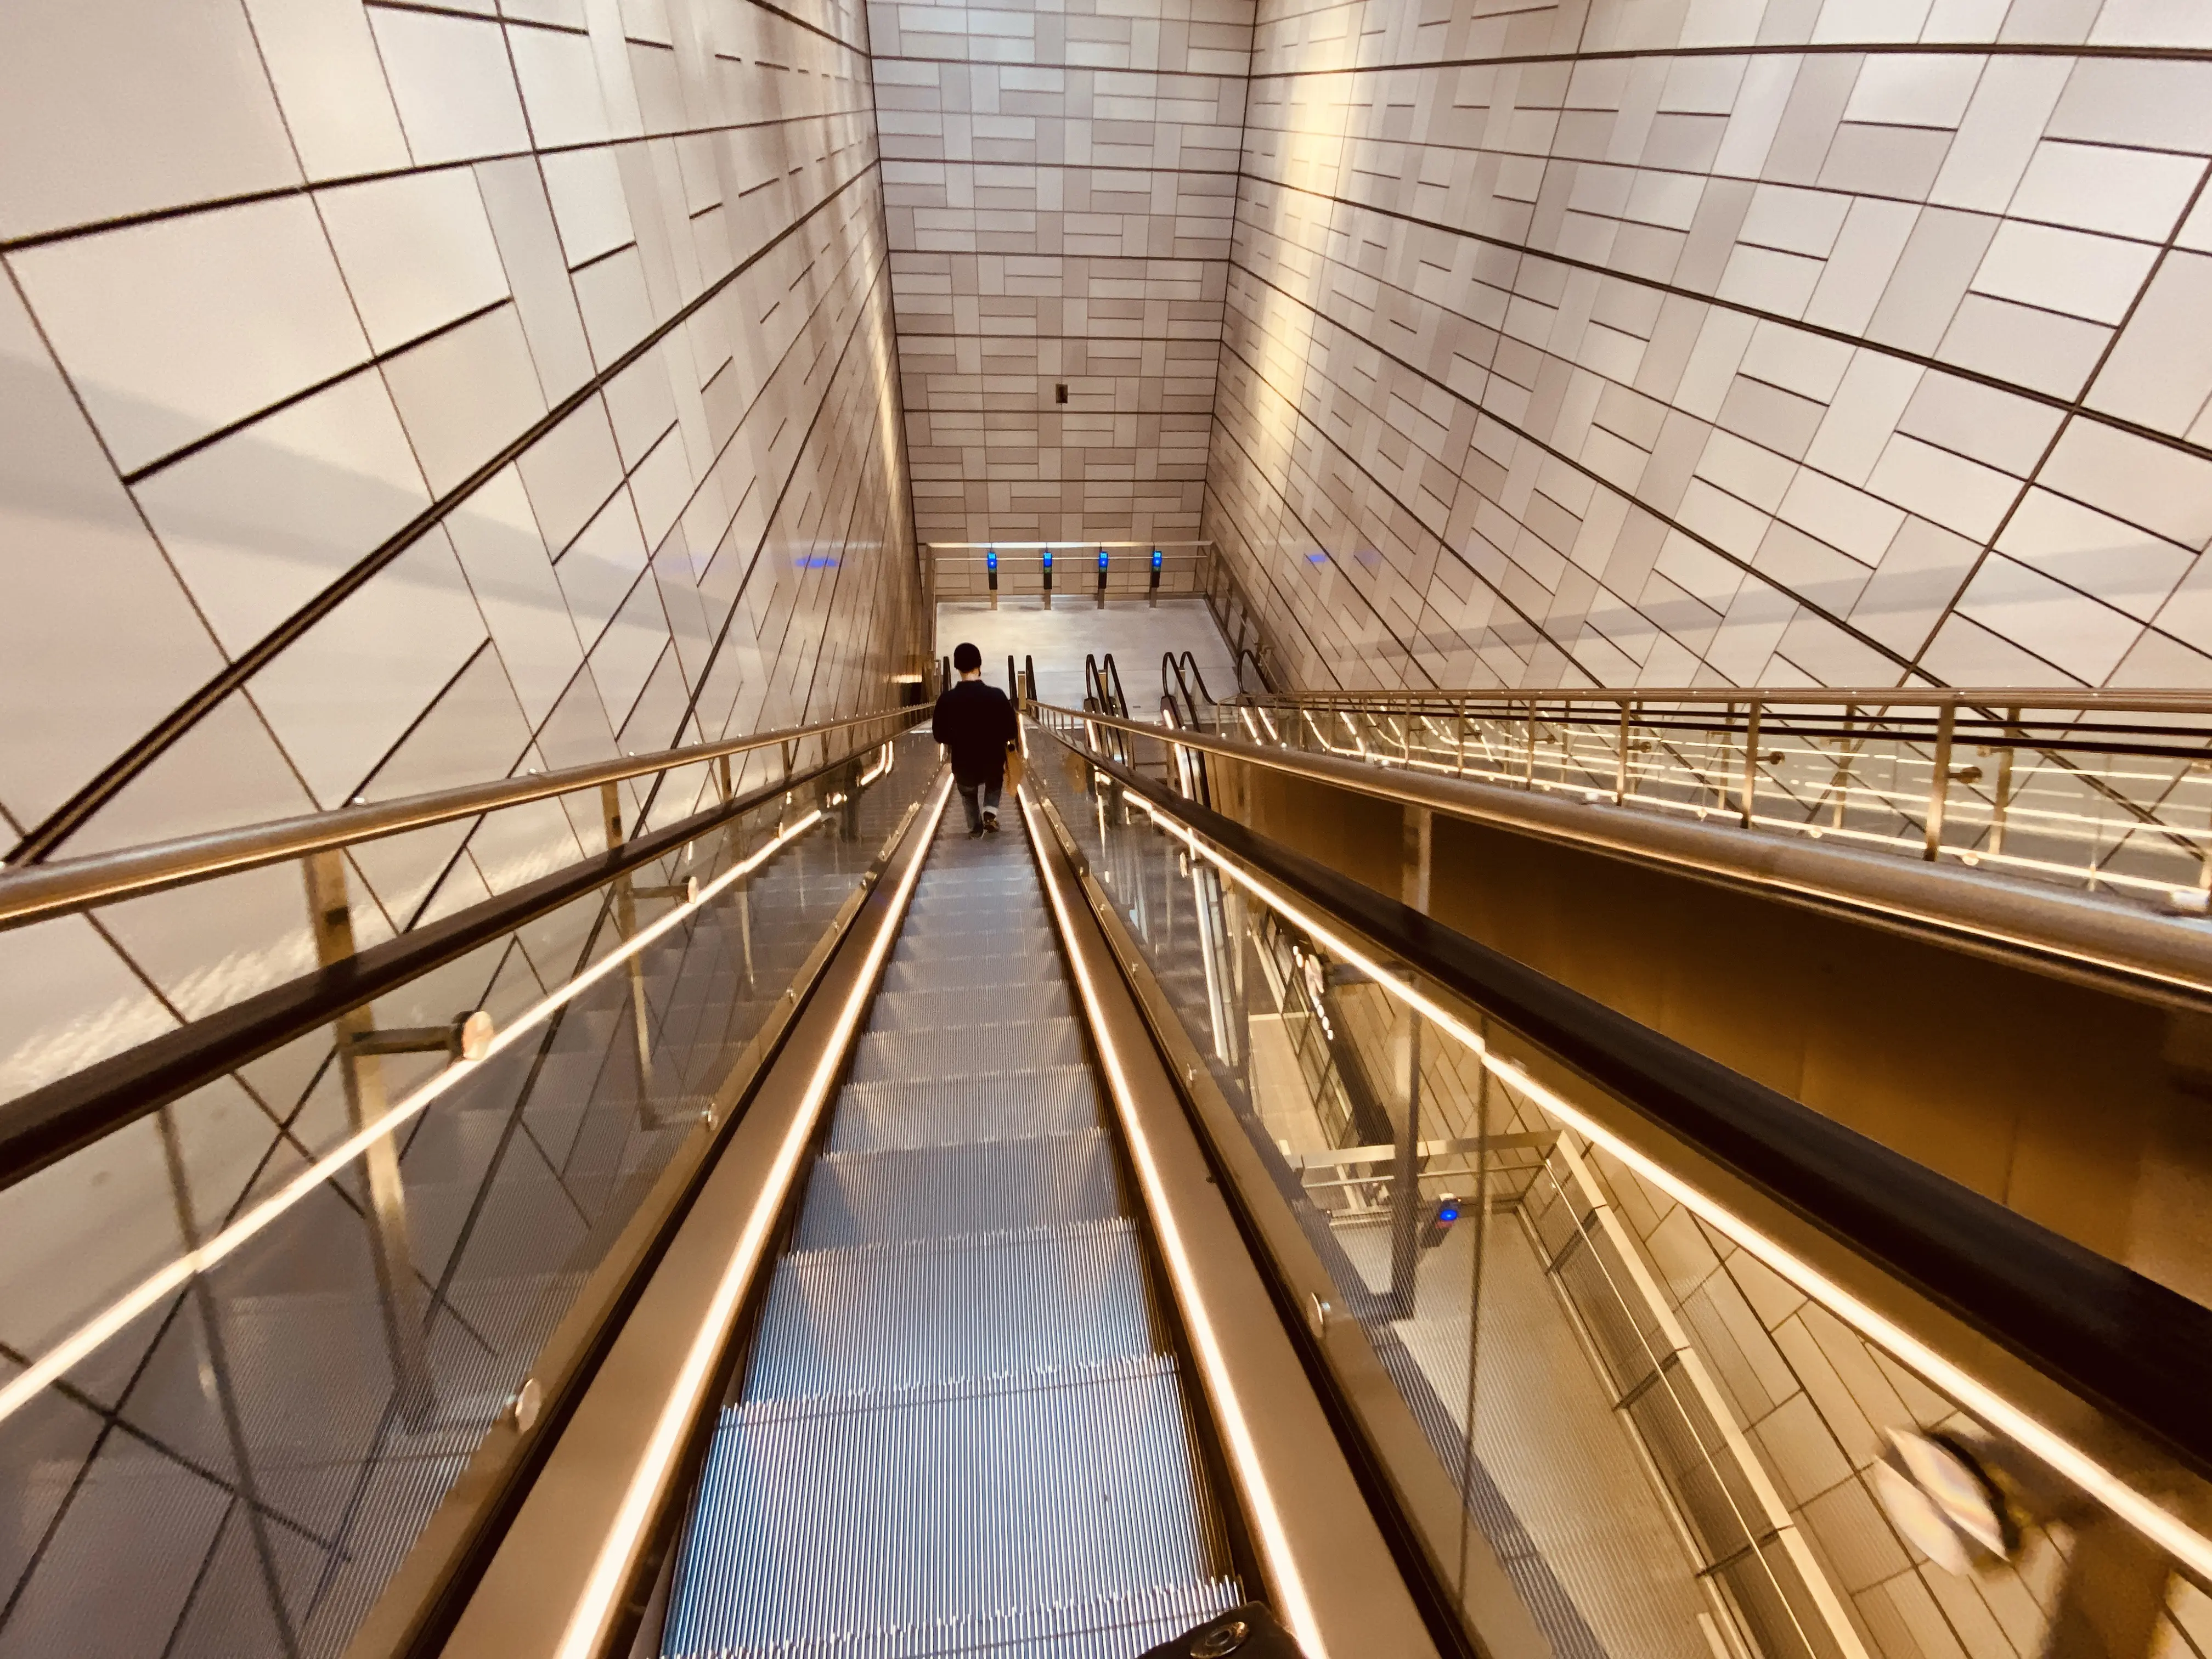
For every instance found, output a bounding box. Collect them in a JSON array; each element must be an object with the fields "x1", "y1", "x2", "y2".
[
  {"x1": 380, "y1": 304, "x2": 550, "y2": 492},
  {"x1": 241, "y1": 0, "x2": 416, "y2": 181},
  {"x1": 316, "y1": 170, "x2": 515, "y2": 355},
  {"x1": 0, "y1": 0, "x2": 301, "y2": 240},
  {"x1": 0, "y1": 280, "x2": 227, "y2": 832},
  {"x1": 132, "y1": 369, "x2": 432, "y2": 652},
  {"x1": 10, "y1": 195, "x2": 371, "y2": 474},
  {"x1": 366, "y1": 4, "x2": 535, "y2": 165}
]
